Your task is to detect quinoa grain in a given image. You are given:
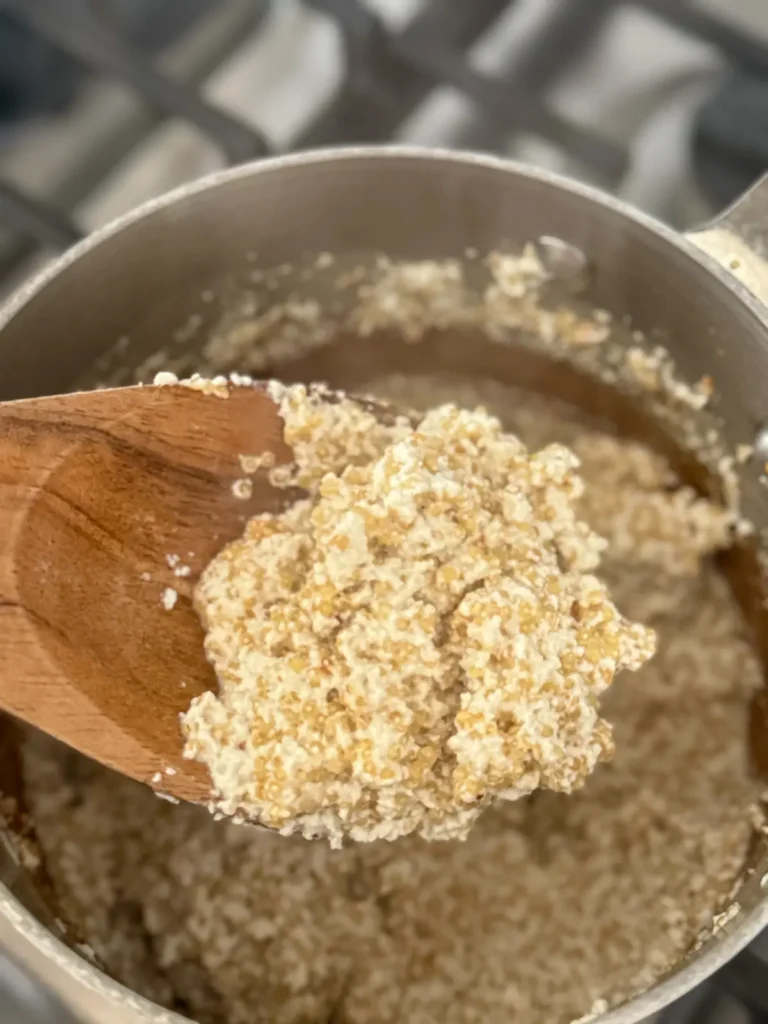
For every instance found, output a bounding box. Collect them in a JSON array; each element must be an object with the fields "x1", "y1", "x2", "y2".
[
  {"x1": 20, "y1": 374, "x2": 763, "y2": 1024},
  {"x1": 182, "y1": 385, "x2": 654, "y2": 845}
]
